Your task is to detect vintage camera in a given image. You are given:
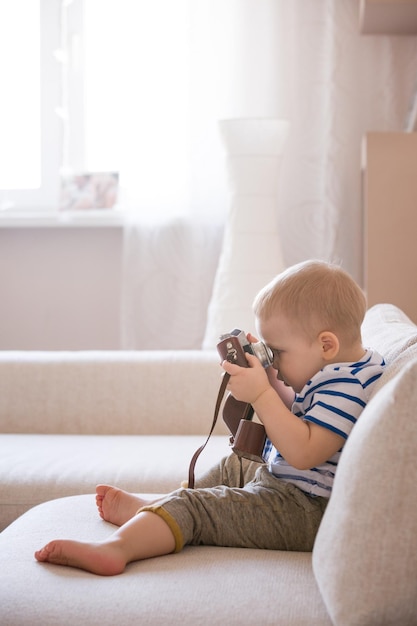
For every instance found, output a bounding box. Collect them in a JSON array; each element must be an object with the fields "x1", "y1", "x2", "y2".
[
  {"x1": 217, "y1": 329, "x2": 273, "y2": 369},
  {"x1": 217, "y1": 329, "x2": 273, "y2": 463}
]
